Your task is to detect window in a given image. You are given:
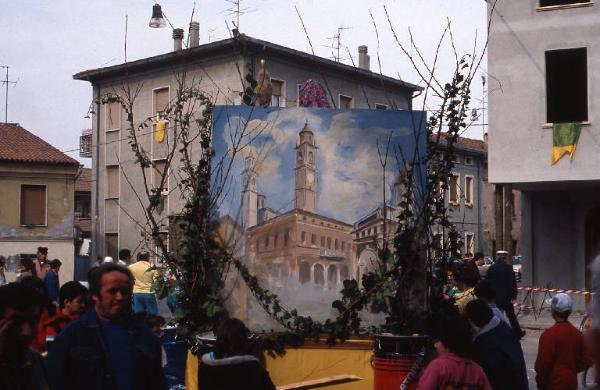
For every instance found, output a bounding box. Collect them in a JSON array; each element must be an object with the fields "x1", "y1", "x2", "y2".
[
  {"x1": 339, "y1": 95, "x2": 353, "y2": 109},
  {"x1": 511, "y1": 192, "x2": 516, "y2": 218},
  {"x1": 464, "y1": 157, "x2": 473, "y2": 165},
  {"x1": 271, "y1": 79, "x2": 284, "y2": 107},
  {"x1": 296, "y1": 84, "x2": 302, "y2": 107},
  {"x1": 256, "y1": 239, "x2": 260, "y2": 250},
  {"x1": 153, "y1": 88, "x2": 169, "y2": 119},
  {"x1": 265, "y1": 236, "x2": 269, "y2": 248},
  {"x1": 327, "y1": 237, "x2": 331, "y2": 249},
  {"x1": 273, "y1": 234, "x2": 278, "y2": 248},
  {"x1": 449, "y1": 174, "x2": 459, "y2": 205},
  {"x1": 20, "y1": 185, "x2": 46, "y2": 225},
  {"x1": 106, "y1": 101, "x2": 121, "y2": 131},
  {"x1": 433, "y1": 233, "x2": 443, "y2": 250},
  {"x1": 311, "y1": 234, "x2": 316, "y2": 245},
  {"x1": 308, "y1": 151, "x2": 314, "y2": 164},
  {"x1": 465, "y1": 176, "x2": 473, "y2": 206},
  {"x1": 105, "y1": 233, "x2": 119, "y2": 260},
  {"x1": 546, "y1": 48, "x2": 587, "y2": 123},
  {"x1": 375, "y1": 103, "x2": 388, "y2": 110},
  {"x1": 301, "y1": 231, "x2": 306, "y2": 243},
  {"x1": 540, "y1": 0, "x2": 590, "y2": 6},
  {"x1": 299, "y1": 262, "x2": 311, "y2": 284},
  {"x1": 314, "y1": 263, "x2": 325, "y2": 286},
  {"x1": 327, "y1": 265, "x2": 338, "y2": 288},
  {"x1": 284, "y1": 230, "x2": 289, "y2": 247},
  {"x1": 106, "y1": 166, "x2": 119, "y2": 198},
  {"x1": 341, "y1": 241, "x2": 345, "y2": 251},
  {"x1": 465, "y1": 233, "x2": 475, "y2": 255},
  {"x1": 321, "y1": 236, "x2": 325, "y2": 247},
  {"x1": 153, "y1": 160, "x2": 168, "y2": 191},
  {"x1": 334, "y1": 239, "x2": 339, "y2": 250}
]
